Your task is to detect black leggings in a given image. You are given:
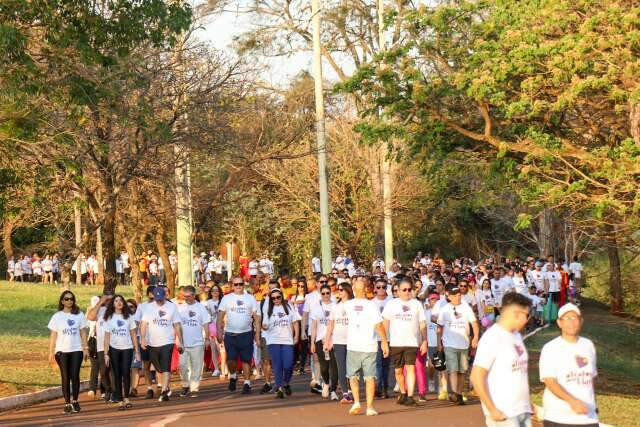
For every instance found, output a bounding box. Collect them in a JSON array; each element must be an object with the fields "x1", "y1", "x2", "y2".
[
  {"x1": 97, "y1": 351, "x2": 113, "y2": 393},
  {"x1": 315, "y1": 340, "x2": 338, "y2": 392},
  {"x1": 55, "y1": 351, "x2": 83, "y2": 404},
  {"x1": 295, "y1": 339, "x2": 309, "y2": 369},
  {"x1": 109, "y1": 347, "x2": 133, "y2": 401}
]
